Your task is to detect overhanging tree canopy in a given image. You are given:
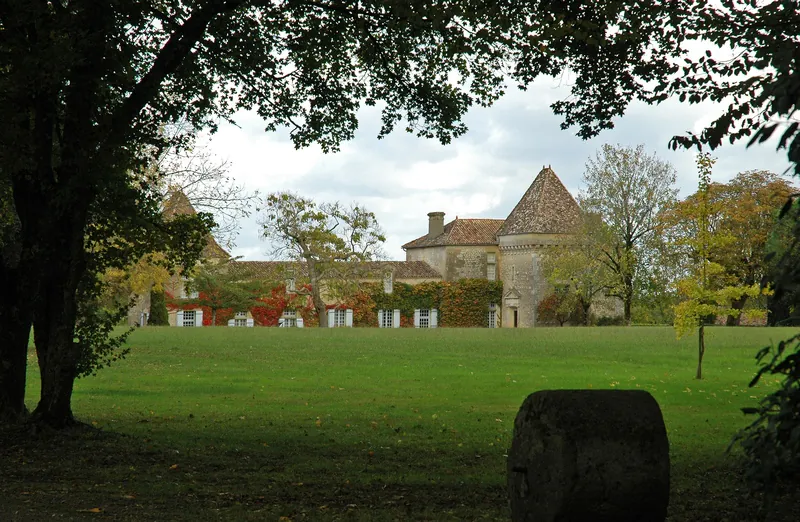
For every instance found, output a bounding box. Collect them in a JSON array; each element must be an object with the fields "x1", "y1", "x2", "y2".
[{"x1": 2, "y1": 1, "x2": 799, "y2": 433}]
